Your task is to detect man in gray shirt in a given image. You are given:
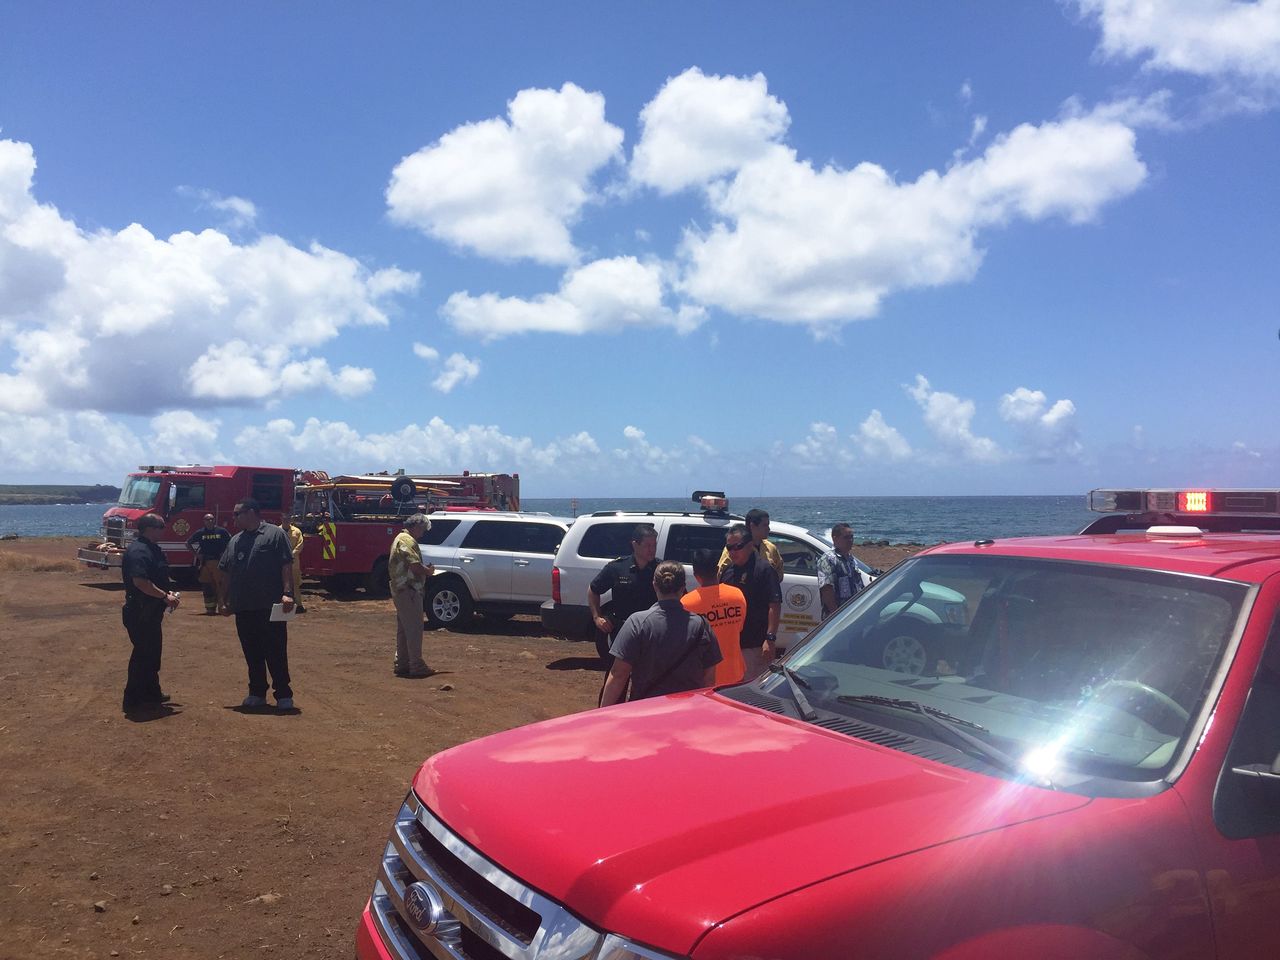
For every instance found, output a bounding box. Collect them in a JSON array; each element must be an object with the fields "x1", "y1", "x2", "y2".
[
  {"x1": 599, "y1": 561, "x2": 721, "y2": 706},
  {"x1": 218, "y1": 498, "x2": 296, "y2": 711}
]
